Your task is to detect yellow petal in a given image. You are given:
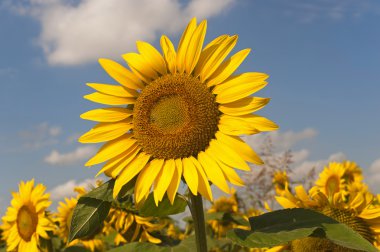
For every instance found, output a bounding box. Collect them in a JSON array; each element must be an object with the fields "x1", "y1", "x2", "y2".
[
  {"x1": 108, "y1": 145, "x2": 141, "y2": 178},
  {"x1": 223, "y1": 114, "x2": 279, "y2": 132},
  {"x1": 275, "y1": 196, "x2": 297, "y2": 209},
  {"x1": 215, "y1": 160, "x2": 244, "y2": 186},
  {"x1": 198, "y1": 151, "x2": 230, "y2": 193},
  {"x1": 136, "y1": 41, "x2": 167, "y2": 75},
  {"x1": 98, "y1": 58, "x2": 144, "y2": 90},
  {"x1": 203, "y1": 34, "x2": 229, "y2": 51},
  {"x1": 113, "y1": 153, "x2": 151, "y2": 198},
  {"x1": 219, "y1": 116, "x2": 260, "y2": 136},
  {"x1": 80, "y1": 107, "x2": 133, "y2": 122},
  {"x1": 86, "y1": 83, "x2": 139, "y2": 97},
  {"x1": 135, "y1": 159, "x2": 164, "y2": 203},
  {"x1": 123, "y1": 52, "x2": 158, "y2": 83},
  {"x1": 196, "y1": 35, "x2": 238, "y2": 82},
  {"x1": 79, "y1": 119, "x2": 132, "y2": 143},
  {"x1": 160, "y1": 35, "x2": 176, "y2": 73},
  {"x1": 215, "y1": 132, "x2": 263, "y2": 165},
  {"x1": 95, "y1": 144, "x2": 139, "y2": 177},
  {"x1": 167, "y1": 159, "x2": 182, "y2": 204},
  {"x1": 177, "y1": 17, "x2": 197, "y2": 73},
  {"x1": 154, "y1": 159, "x2": 176, "y2": 205},
  {"x1": 208, "y1": 139, "x2": 251, "y2": 171},
  {"x1": 85, "y1": 134, "x2": 136, "y2": 166},
  {"x1": 191, "y1": 157, "x2": 213, "y2": 201},
  {"x1": 182, "y1": 157, "x2": 198, "y2": 196},
  {"x1": 207, "y1": 48, "x2": 251, "y2": 87},
  {"x1": 219, "y1": 97, "x2": 270, "y2": 116},
  {"x1": 215, "y1": 73, "x2": 268, "y2": 104},
  {"x1": 185, "y1": 20, "x2": 207, "y2": 74},
  {"x1": 84, "y1": 92, "x2": 136, "y2": 106}
]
